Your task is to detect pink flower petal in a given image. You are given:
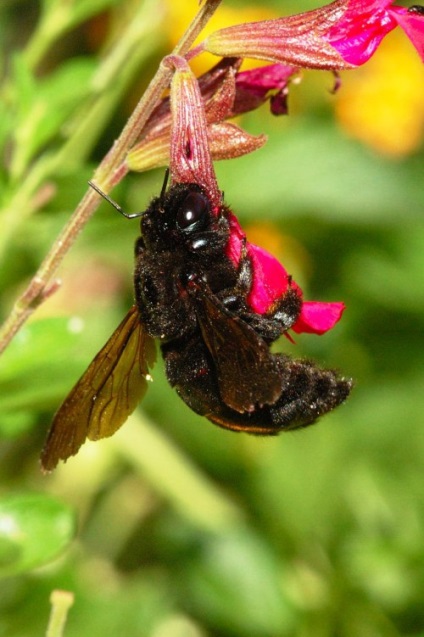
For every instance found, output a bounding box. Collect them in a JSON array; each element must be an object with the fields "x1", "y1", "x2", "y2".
[
  {"x1": 292, "y1": 301, "x2": 346, "y2": 335},
  {"x1": 235, "y1": 64, "x2": 296, "y2": 95},
  {"x1": 326, "y1": 1, "x2": 424, "y2": 66},
  {"x1": 325, "y1": 1, "x2": 399, "y2": 66},
  {"x1": 233, "y1": 64, "x2": 297, "y2": 116},
  {"x1": 225, "y1": 212, "x2": 346, "y2": 335},
  {"x1": 390, "y1": 6, "x2": 424, "y2": 62},
  {"x1": 225, "y1": 212, "x2": 245, "y2": 265},
  {"x1": 225, "y1": 213, "x2": 293, "y2": 313},
  {"x1": 246, "y1": 244, "x2": 293, "y2": 314}
]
